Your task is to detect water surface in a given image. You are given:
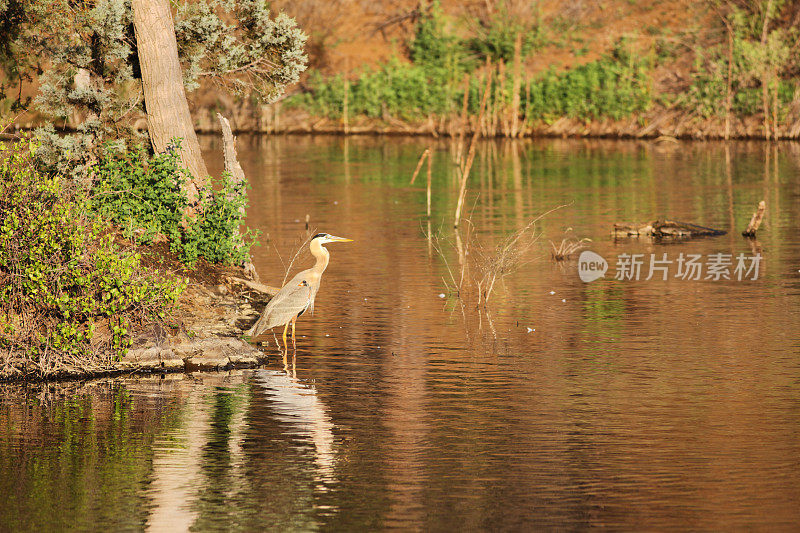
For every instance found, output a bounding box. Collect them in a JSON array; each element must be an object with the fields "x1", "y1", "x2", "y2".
[{"x1": 2, "y1": 137, "x2": 799, "y2": 530}]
